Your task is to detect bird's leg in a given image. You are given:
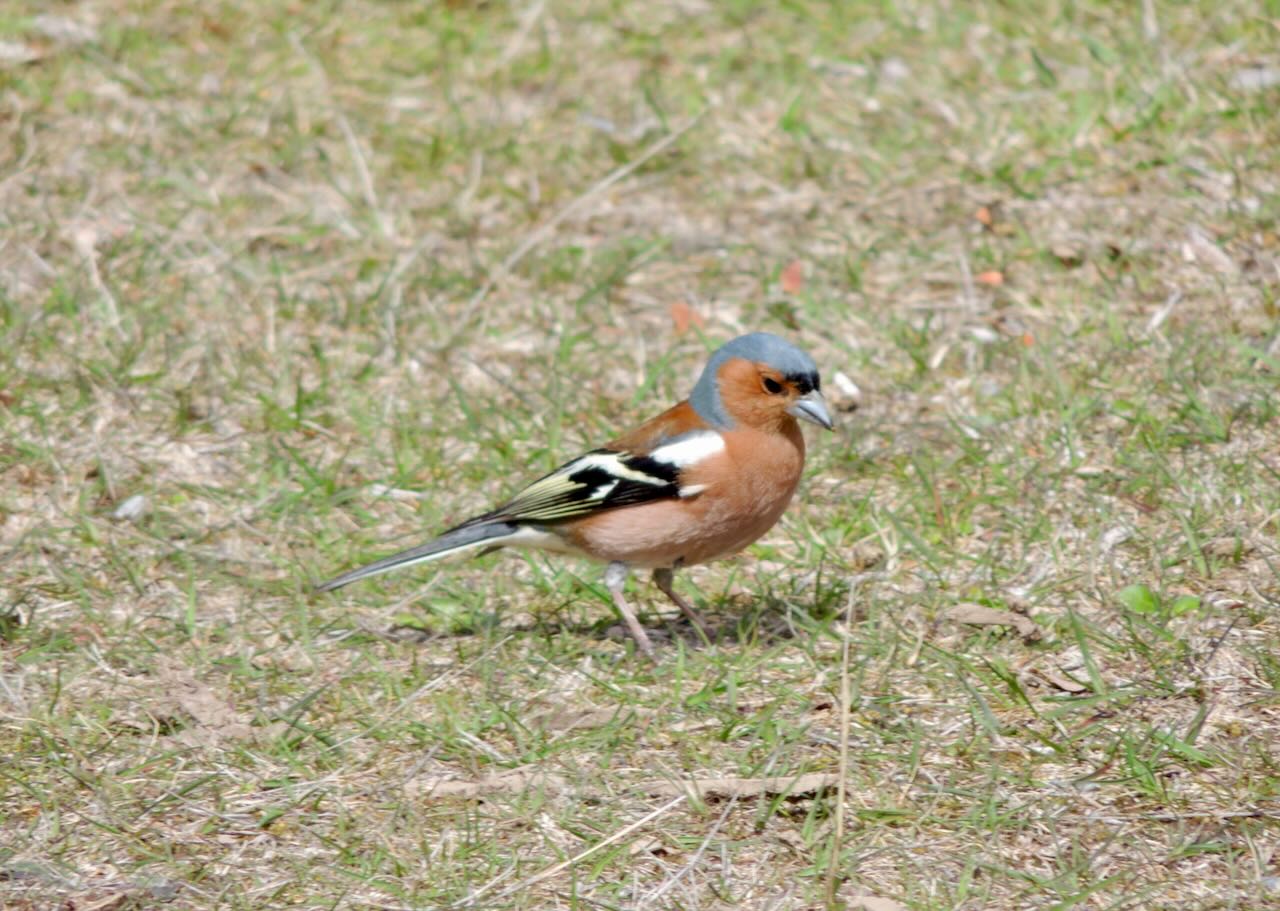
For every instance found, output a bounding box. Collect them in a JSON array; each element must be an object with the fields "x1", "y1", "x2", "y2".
[
  {"x1": 604, "y1": 562, "x2": 655, "y2": 659},
  {"x1": 652, "y1": 567, "x2": 711, "y2": 642}
]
